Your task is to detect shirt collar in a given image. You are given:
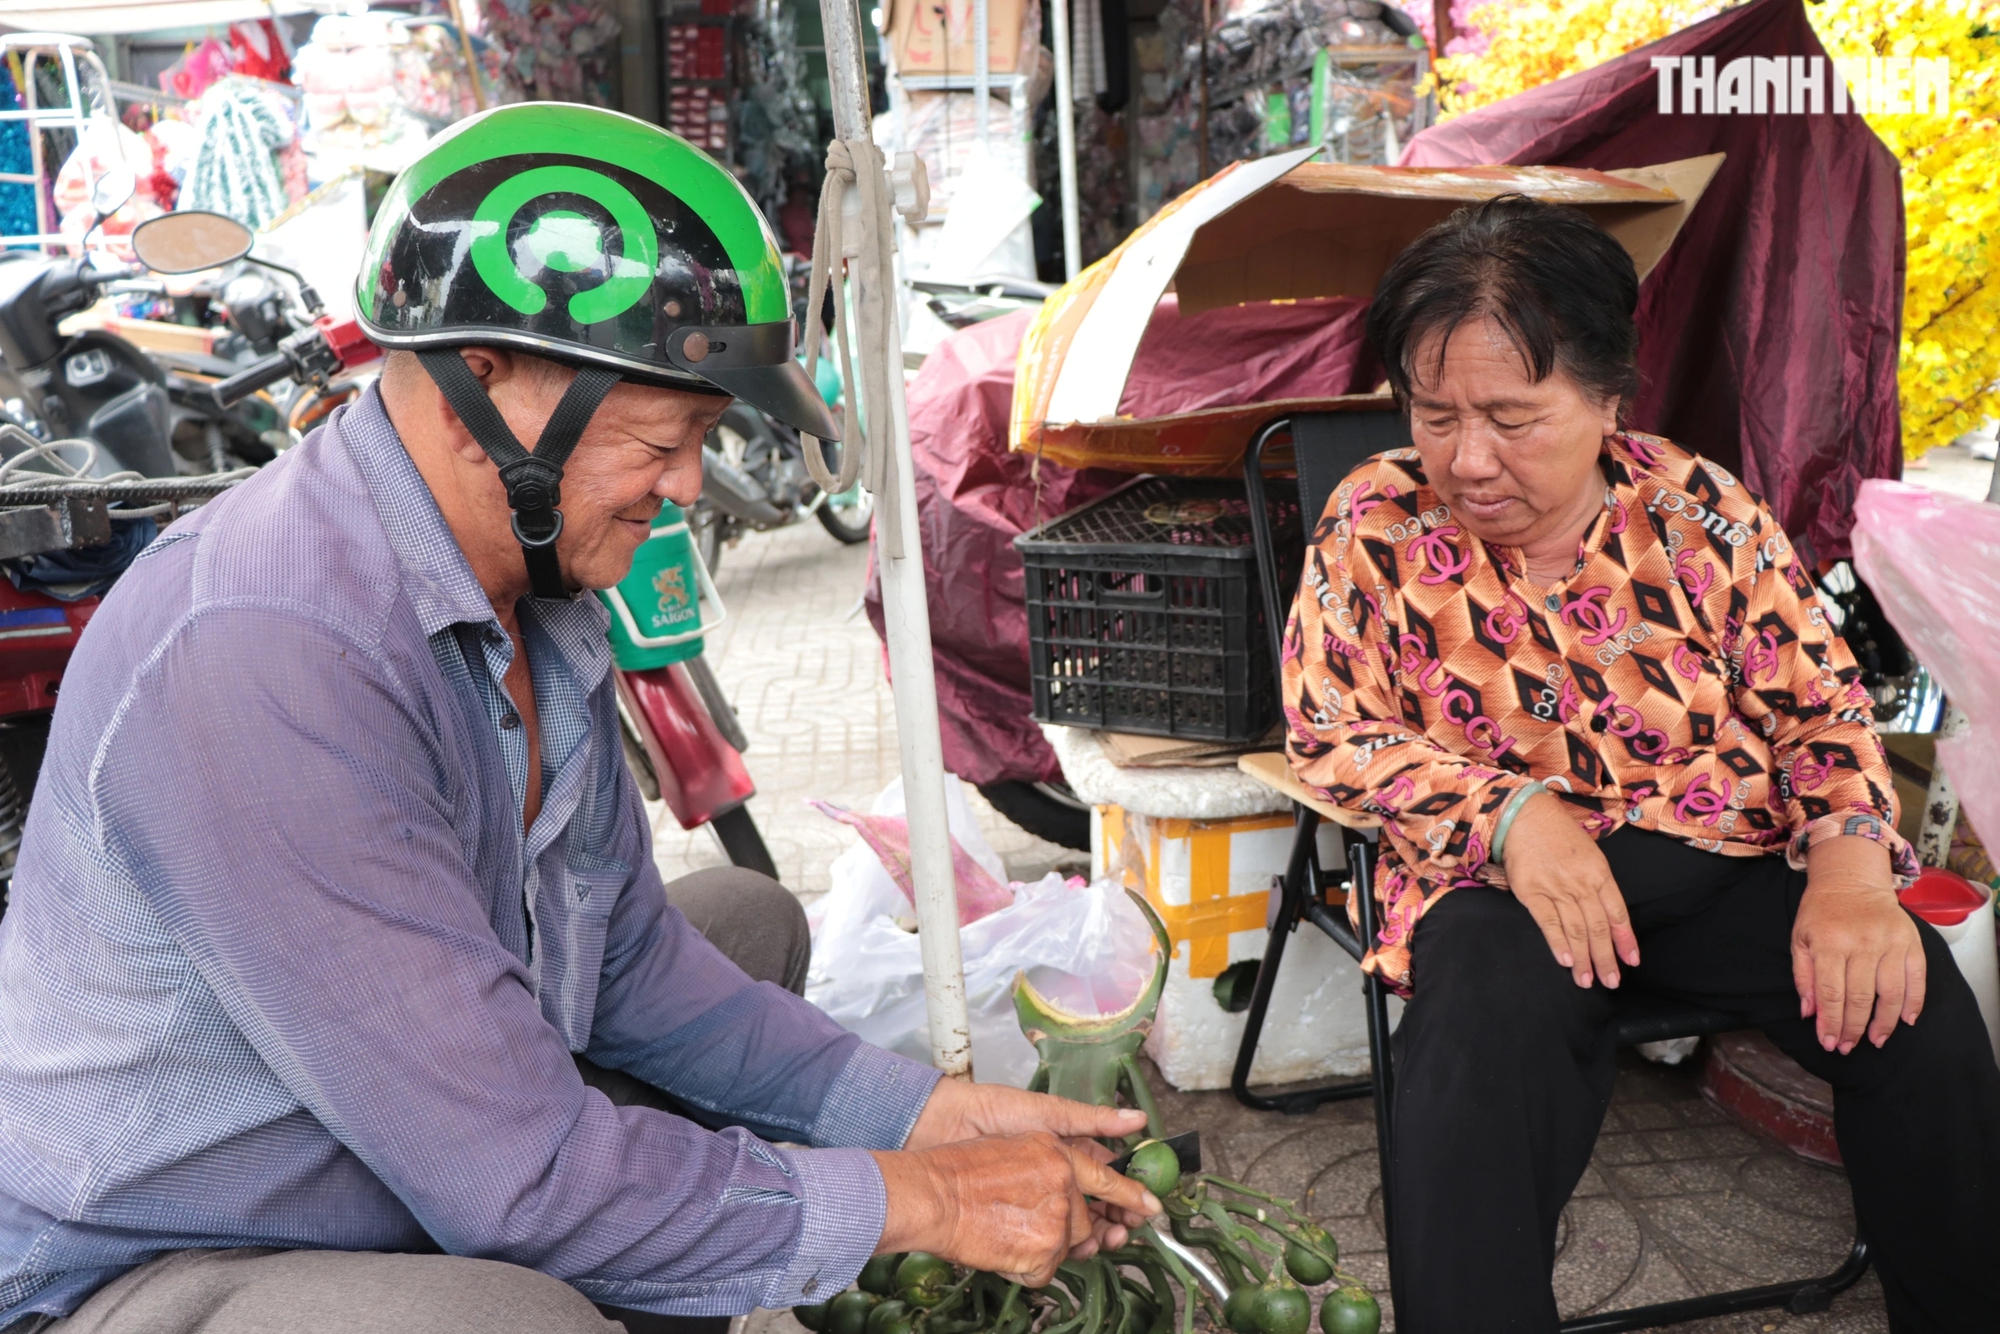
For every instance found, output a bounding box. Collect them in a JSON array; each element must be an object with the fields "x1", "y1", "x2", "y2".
[{"x1": 338, "y1": 385, "x2": 612, "y2": 688}]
